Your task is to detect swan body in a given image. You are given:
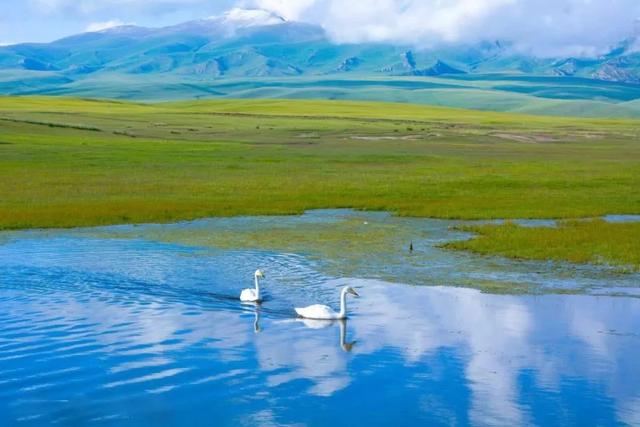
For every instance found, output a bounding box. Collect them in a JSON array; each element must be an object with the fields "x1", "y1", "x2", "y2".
[
  {"x1": 240, "y1": 270, "x2": 265, "y2": 302},
  {"x1": 295, "y1": 304, "x2": 341, "y2": 320},
  {"x1": 295, "y1": 286, "x2": 359, "y2": 320},
  {"x1": 240, "y1": 288, "x2": 259, "y2": 302}
]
